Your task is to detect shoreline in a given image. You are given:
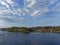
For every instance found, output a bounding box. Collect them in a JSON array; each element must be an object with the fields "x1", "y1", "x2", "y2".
[{"x1": 1, "y1": 26, "x2": 60, "y2": 34}]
